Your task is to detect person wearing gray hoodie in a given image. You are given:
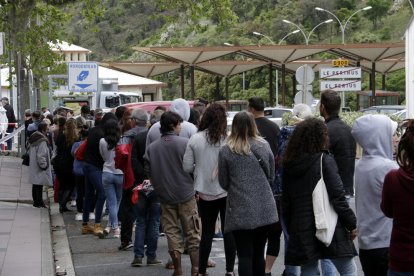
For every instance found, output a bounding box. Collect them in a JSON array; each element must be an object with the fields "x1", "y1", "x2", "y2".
[
  {"x1": 146, "y1": 98, "x2": 197, "y2": 147},
  {"x1": 351, "y1": 114, "x2": 399, "y2": 276}
]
